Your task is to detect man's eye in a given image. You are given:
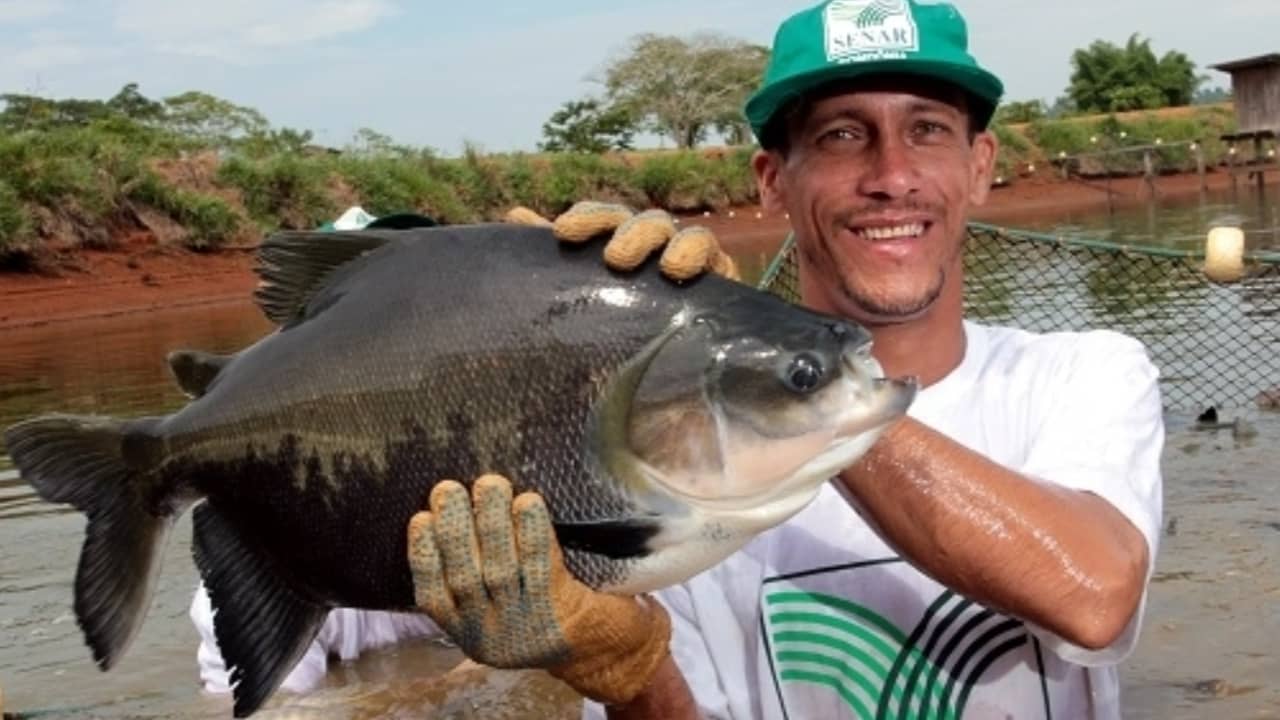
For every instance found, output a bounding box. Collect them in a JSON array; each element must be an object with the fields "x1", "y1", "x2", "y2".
[
  {"x1": 818, "y1": 127, "x2": 863, "y2": 145},
  {"x1": 914, "y1": 120, "x2": 951, "y2": 137}
]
